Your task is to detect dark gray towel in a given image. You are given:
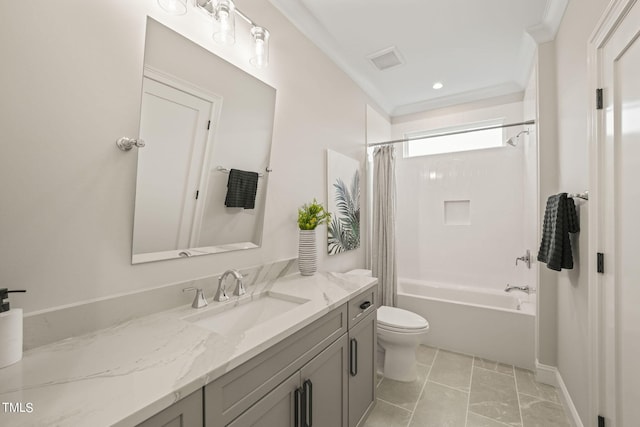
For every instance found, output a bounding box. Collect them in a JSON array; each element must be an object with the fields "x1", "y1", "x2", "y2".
[
  {"x1": 224, "y1": 169, "x2": 258, "y2": 209},
  {"x1": 537, "y1": 193, "x2": 580, "y2": 271}
]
